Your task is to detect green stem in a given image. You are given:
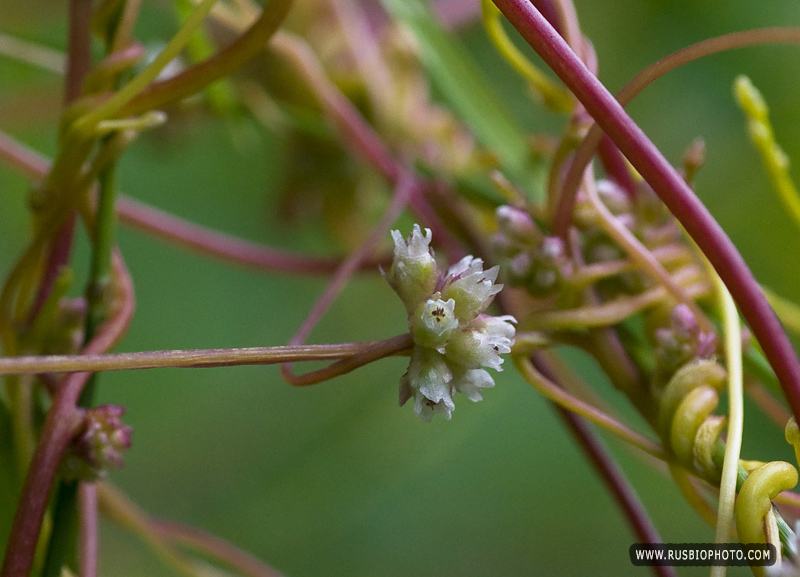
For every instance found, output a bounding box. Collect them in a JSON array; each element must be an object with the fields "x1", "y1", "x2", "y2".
[
  {"x1": 73, "y1": 0, "x2": 221, "y2": 134},
  {"x1": 79, "y1": 140, "x2": 121, "y2": 408},
  {"x1": 41, "y1": 482, "x2": 80, "y2": 577}
]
